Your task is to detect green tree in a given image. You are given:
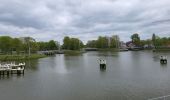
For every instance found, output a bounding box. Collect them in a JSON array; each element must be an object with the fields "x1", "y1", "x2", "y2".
[
  {"x1": 0, "y1": 36, "x2": 12, "y2": 54},
  {"x1": 131, "y1": 33, "x2": 140, "y2": 46},
  {"x1": 63, "y1": 36, "x2": 70, "y2": 49},
  {"x1": 22, "y1": 37, "x2": 36, "y2": 55},
  {"x1": 63, "y1": 36, "x2": 83, "y2": 50},
  {"x1": 96, "y1": 36, "x2": 108, "y2": 48},
  {"x1": 12, "y1": 38, "x2": 22, "y2": 54},
  {"x1": 86, "y1": 40, "x2": 97, "y2": 48},
  {"x1": 86, "y1": 36, "x2": 118, "y2": 49},
  {"x1": 37, "y1": 42, "x2": 49, "y2": 51},
  {"x1": 48, "y1": 40, "x2": 58, "y2": 50}
]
